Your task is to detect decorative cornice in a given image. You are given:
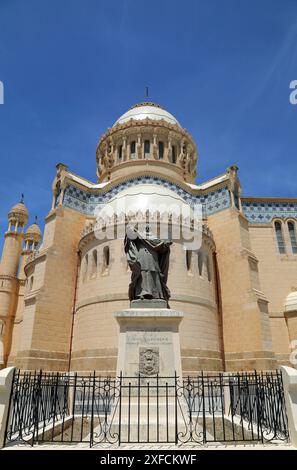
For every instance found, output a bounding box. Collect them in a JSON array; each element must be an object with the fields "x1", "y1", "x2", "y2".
[
  {"x1": 79, "y1": 216, "x2": 215, "y2": 252},
  {"x1": 75, "y1": 292, "x2": 217, "y2": 313},
  {"x1": 63, "y1": 175, "x2": 231, "y2": 220},
  {"x1": 242, "y1": 198, "x2": 297, "y2": 224},
  {"x1": 129, "y1": 102, "x2": 163, "y2": 110},
  {"x1": 4, "y1": 231, "x2": 24, "y2": 239},
  {"x1": 242, "y1": 196, "x2": 297, "y2": 203},
  {"x1": 97, "y1": 117, "x2": 194, "y2": 150},
  {"x1": 0, "y1": 274, "x2": 18, "y2": 281},
  {"x1": 63, "y1": 171, "x2": 230, "y2": 197}
]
